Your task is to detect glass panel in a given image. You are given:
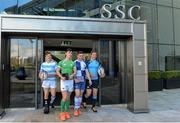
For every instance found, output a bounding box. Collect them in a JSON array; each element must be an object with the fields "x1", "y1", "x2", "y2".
[
  {"x1": 10, "y1": 38, "x2": 37, "y2": 107},
  {"x1": 140, "y1": 3, "x2": 157, "y2": 43},
  {"x1": 0, "y1": 0, "x2": 18, "y2": 14},
  {"x1": 18, "y1": 0, "x2": 47, "y2": 15},
  {"x1": 147, "y1": 44, "x2": 159, "y2": 70},
  {"x1": 174, "y1": 8, "x2": 180, "y2": 44},
  {"x1": 159, "y1": 45, "x2": 174, "y2": 71},
  {"x1": 18, "y1": 0, "x2": 32, "y2": 6},
  {"x1": 158, "y1": 6, "x2": 173, "y2": 44},
  {"x1": 47, "y1": 0, "x2": 101, "y2": 17},
  {"x1": 99, "y1": 40, "x2": 122, "y2": 104},
  {"x1": 173, "y1": 0, "x2": 180, "y2": 8},
  {"x1": 140, "y1": 0, "x2": 156, "y2": 4},
  {"x1": 175, "y1": 45, "x2": 180, "y2": 70},
  {"x1": 157, "y1": 0, "x2": 172, "y2": 6}
]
